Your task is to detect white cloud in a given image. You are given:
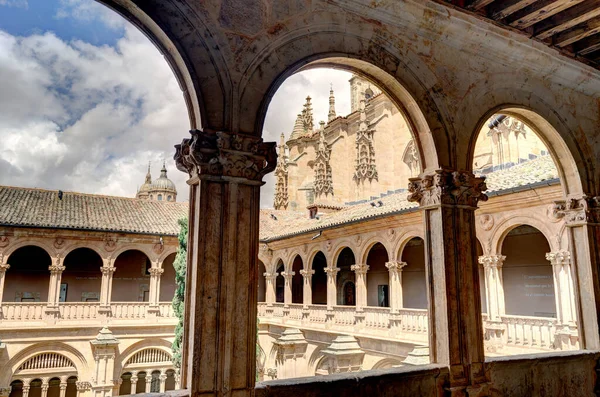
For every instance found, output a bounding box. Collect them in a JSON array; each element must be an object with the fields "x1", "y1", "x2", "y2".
[
  {"x1": 55, "y1": 0, "x2": 125, "y2": 30},
  {"x1": 0, "y1": 0, "x2": 28, "y2": 8}
]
